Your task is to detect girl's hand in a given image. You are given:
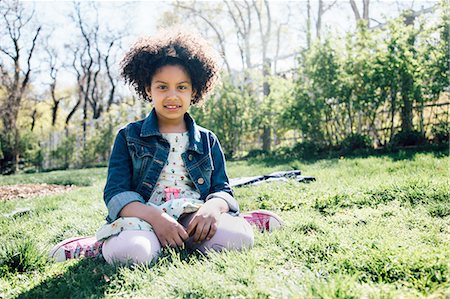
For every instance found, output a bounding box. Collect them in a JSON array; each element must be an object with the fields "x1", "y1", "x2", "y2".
[
  {"x1": 186, "y1": 198, "x2": 228, "y2": 243},
  {"x1": 152, "y1": 212, "x2": 189, "y2": 248},
  {"x1": 119, "y1": 202, "x2": 188, "y2": 248}
]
